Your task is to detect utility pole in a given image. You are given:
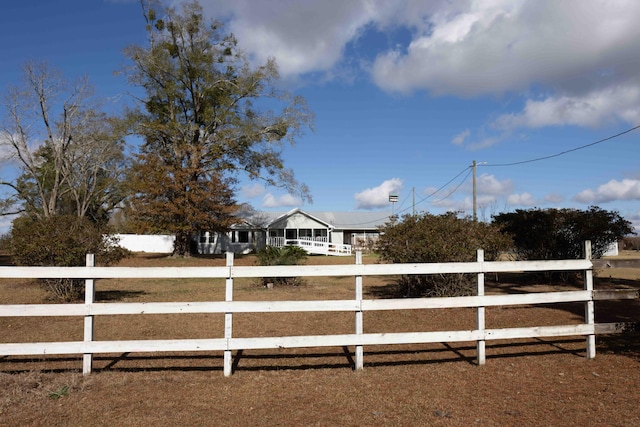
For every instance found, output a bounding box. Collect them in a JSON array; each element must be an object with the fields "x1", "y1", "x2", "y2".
[
  {"x1": 472, "y1": 160, "x2": 477, "y2": 222},
  {"x1": 472, "y1": 160, "x2": 487, "y2": 221},
  {"x1": 412, "y1": 187, "x2": 415, "y2": 216}
]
